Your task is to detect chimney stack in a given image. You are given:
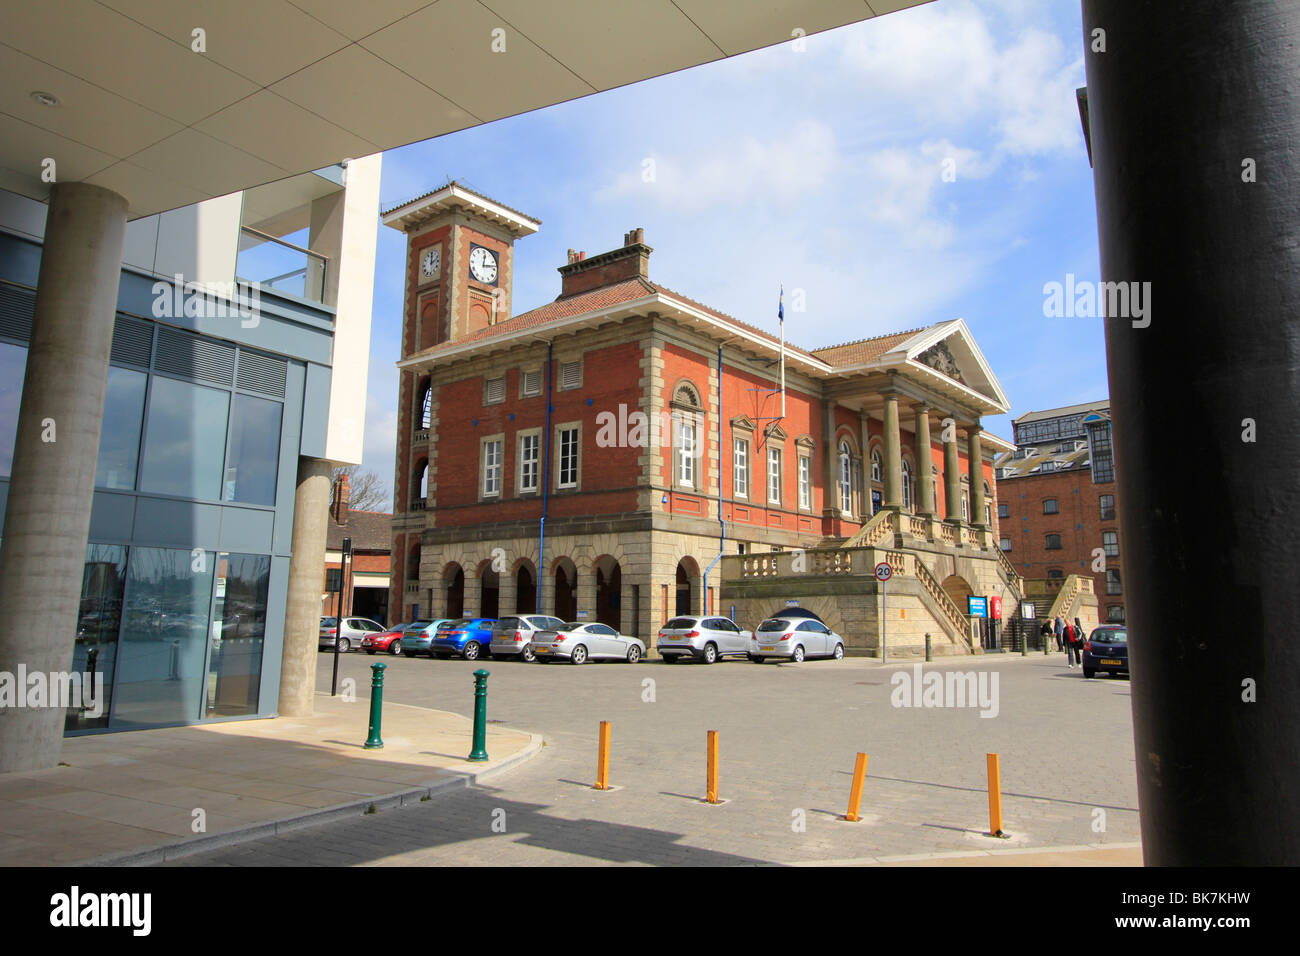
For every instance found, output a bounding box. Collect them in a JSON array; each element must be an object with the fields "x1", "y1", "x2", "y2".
[
  {"x1": 332, "y1": 472, "x2": 350, "y2": 524},
  {"x1": 556, "y1": 229, "x2": 651, "y2": 298}
]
